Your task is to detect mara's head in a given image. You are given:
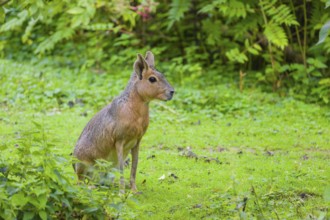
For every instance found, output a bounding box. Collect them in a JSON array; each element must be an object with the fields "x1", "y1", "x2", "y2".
[{"x1": 133, "y1": 51, "x2": 174, "y2": 102}]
